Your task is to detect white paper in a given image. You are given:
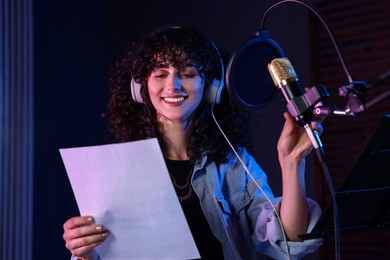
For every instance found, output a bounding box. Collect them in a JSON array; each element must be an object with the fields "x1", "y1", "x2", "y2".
[{"x1": 59, "y1": 138, "x2": 200, "y2": 260}]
